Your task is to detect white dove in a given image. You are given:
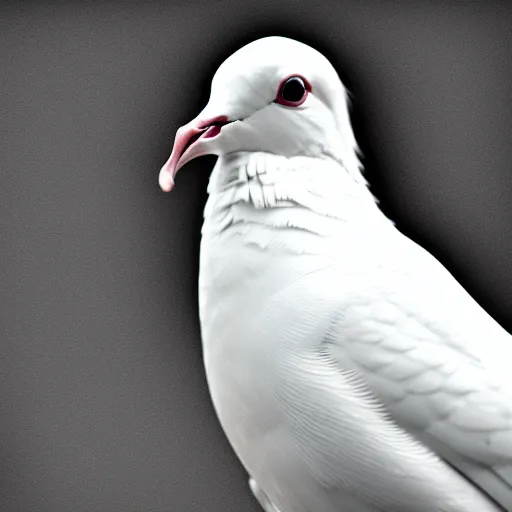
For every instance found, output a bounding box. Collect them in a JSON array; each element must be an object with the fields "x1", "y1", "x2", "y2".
[{"x1": 158, "y1": 36, "x2": 512, "y2": 512}]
